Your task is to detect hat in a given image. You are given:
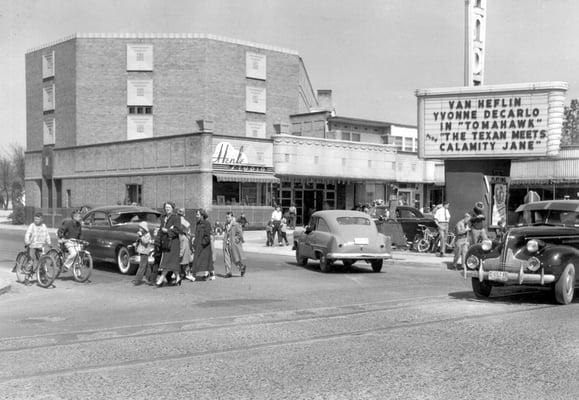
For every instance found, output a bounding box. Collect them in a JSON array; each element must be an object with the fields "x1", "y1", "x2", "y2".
[
  {"x1": 138, "y1": 221, "x2": 149, "y2": 232},
  {"x1": 177, "y1": 208, "x2": 185, "y2": 216}
]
